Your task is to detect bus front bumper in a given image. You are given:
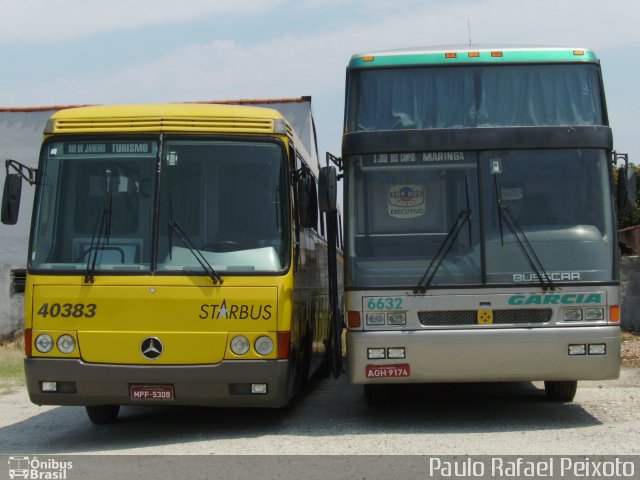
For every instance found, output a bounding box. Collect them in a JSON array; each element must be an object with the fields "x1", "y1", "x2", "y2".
[
  {"x1": 24, "y1": 358, "x2": 291, "y2": 408},
  {"x1": 348, "y1": 326, "x2": 621, "y2": 384}
]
